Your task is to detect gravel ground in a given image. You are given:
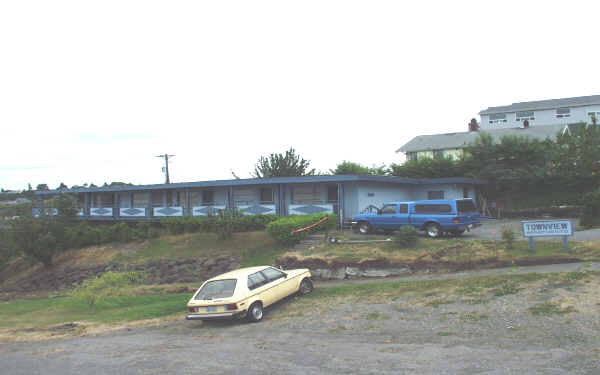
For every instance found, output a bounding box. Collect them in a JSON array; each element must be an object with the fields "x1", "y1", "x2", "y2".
[
  {"x1": 2, "y1": 266, "x2": 599, "y2": 375},
  {"x1": 461, "y1": 218, "x2": 600, "y2": 242}
]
